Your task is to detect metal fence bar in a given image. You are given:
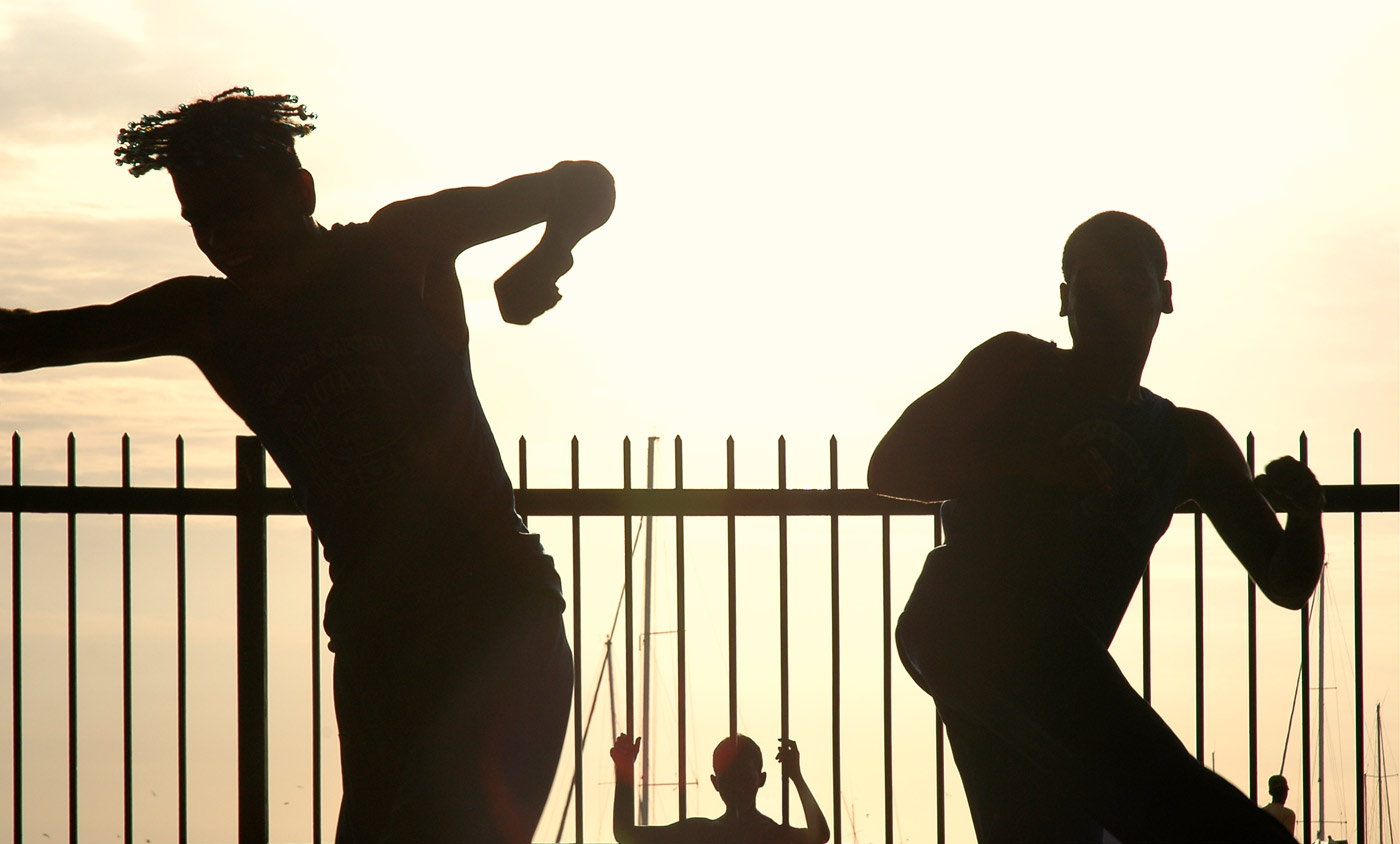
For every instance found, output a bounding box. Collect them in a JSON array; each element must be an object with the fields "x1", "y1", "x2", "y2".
[
  {"x1": 1246, "y1": 434, "x2": 1258, "y2": 803},
  {"x1": 1194, "y1": 509, "x2": 1205, "y2": 762},
  {"x1": 67, "y1": 434, "x2": 77, "y2": 843},
  {"x1": 122, "y1": 435, "x2": 135, "y2": 843},
  {"x1": 9, "y1": 434, "x2": 20, "y2": 844},
  {"x1": 726, "y1": 437, "x2": 738, "y2": 740},
  {"x1": 882, "y1": 514, "x2": 894, "y2": 844},
  {"x1": 1299, "y1": 432, "x2": 1312, "y2": 839},
  {"x1": 1353, "y1": 429, "x2": 1365, "y2": 844},
  {"x1": 934, "y1": 510, "x2": 945, "y2": 844},
  {"x1": 5, "y1": 482, "x2": 1395, "y2": 518},
  {"x1": 674, "y1": 435, "x2": 688, "y2": 820},
  {"x1": 829, "y1": 437, "x2": 842, "y2": 844},
  {"x1": 778, "y1": 437, "x2": 791, "y2": 825},
  {"x1": 623, "y1": 436, "x2": 635, "y2": 747},
  {"x1": 176, "y1": 437, "x2": 189, "y2": 844},
  {"x1": 235, "y1": 436, "x2": 269, "y2": 844},
  {"x1": 570, "y1": 437, "x2": 583, "y2": 844}
]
